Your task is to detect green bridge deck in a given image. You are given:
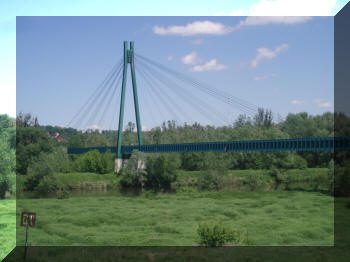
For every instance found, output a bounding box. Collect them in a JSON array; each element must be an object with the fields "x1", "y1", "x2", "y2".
[{"x1": 67, "y1": 137, "x2": 350, "y2": 158}]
